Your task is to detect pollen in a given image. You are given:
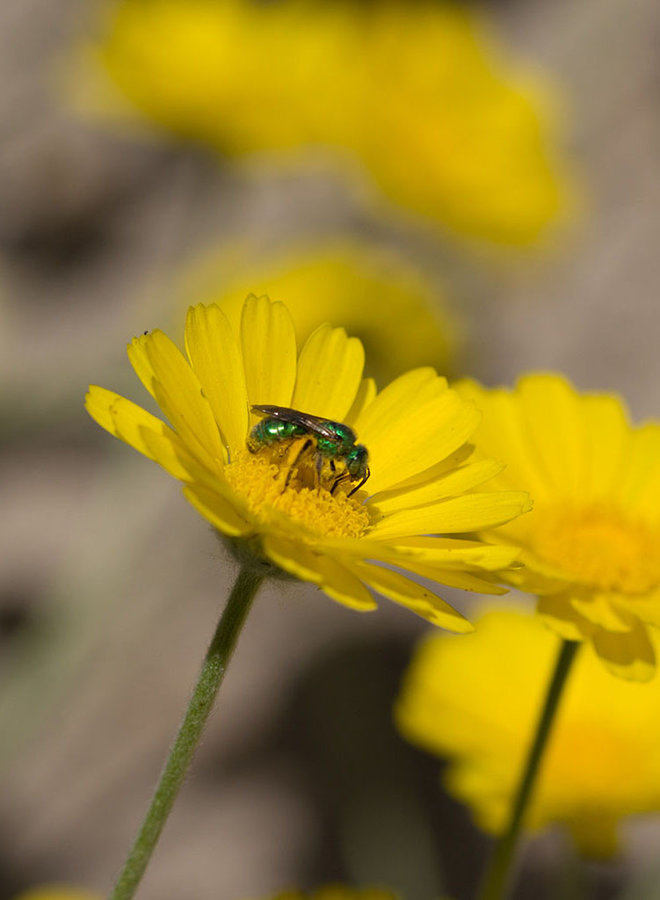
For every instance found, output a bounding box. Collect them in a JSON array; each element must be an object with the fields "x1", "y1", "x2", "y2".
[
  {"x1": 225, "y1": 444, "x2": 372, "y2": 540},
  {"x1": 532, "y1": 504, "x2": 660, "y2": 595}
]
